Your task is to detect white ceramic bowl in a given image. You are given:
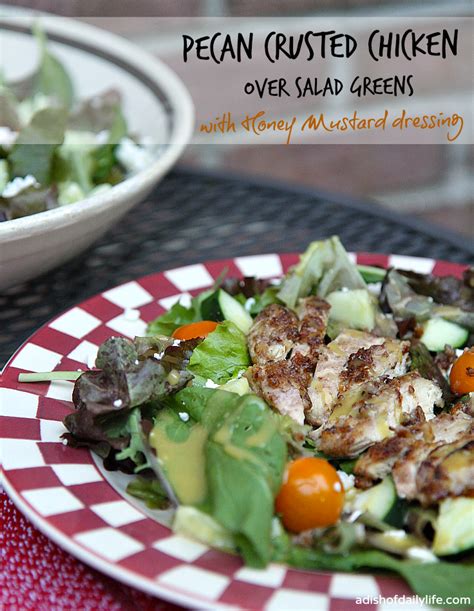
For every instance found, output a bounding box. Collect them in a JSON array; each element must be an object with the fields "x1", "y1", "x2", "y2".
[{"x1": 0, "y1": 10, "x2": 194, "y2": 290}]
